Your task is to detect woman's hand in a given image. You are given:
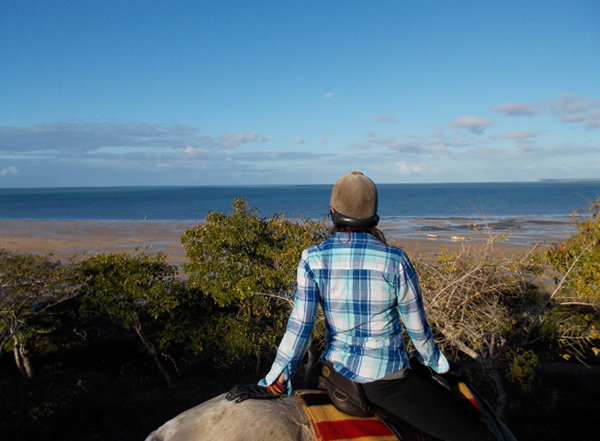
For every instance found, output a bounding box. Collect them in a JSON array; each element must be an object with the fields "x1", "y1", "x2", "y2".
[{"x1": 226, "y1": 381, "x2": 285, "y2": 403}]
